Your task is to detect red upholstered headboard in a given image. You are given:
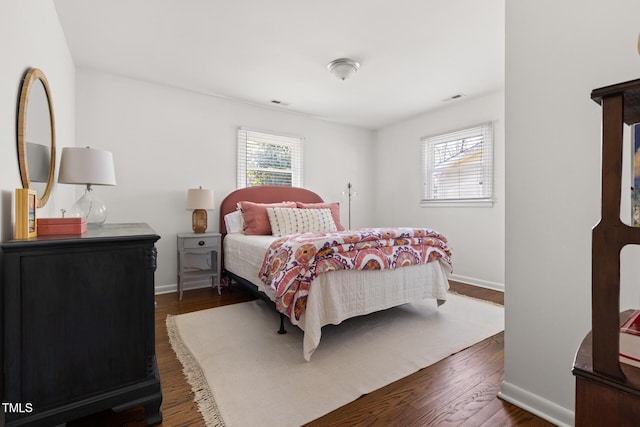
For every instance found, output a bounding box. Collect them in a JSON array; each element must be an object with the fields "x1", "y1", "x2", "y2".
[{"x1": 218, "y1": 186, "x2": 324, "y2": 237}]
